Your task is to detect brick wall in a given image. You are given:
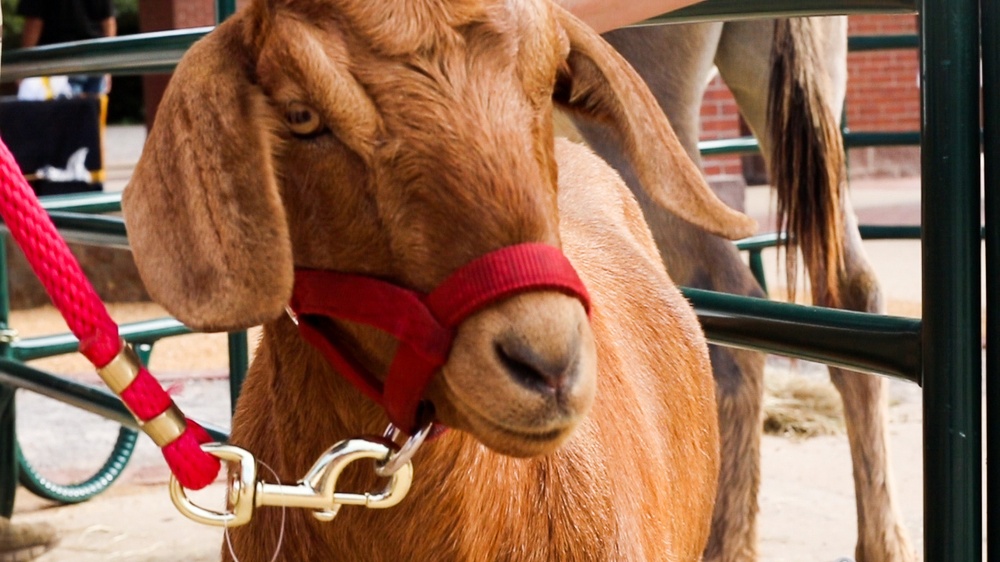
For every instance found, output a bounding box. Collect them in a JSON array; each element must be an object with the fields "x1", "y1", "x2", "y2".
[
  {"x1": 700, "y1": 14, "x2": 921, "y2": 184},
  {"x1": 700, "y1": 75, "x2": 744, "y2": 180},
  {"x1": 844, "y1": 15, "x2": 921, "y2": 178},
  {"x1": 845, "y1": 15, "x2": 920, "y2": 133},
  {"x1": 139, "y1": 0, "x2": 251, "y2": 126}
]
